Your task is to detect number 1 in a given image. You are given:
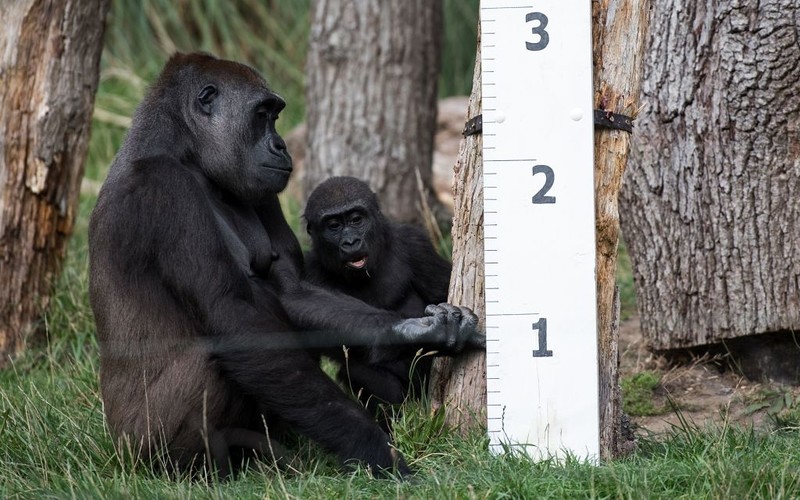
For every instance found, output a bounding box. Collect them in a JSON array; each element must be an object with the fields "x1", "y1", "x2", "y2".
[{"x1": 532, "y1": 318, "x2": 553, "y2": 357}]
